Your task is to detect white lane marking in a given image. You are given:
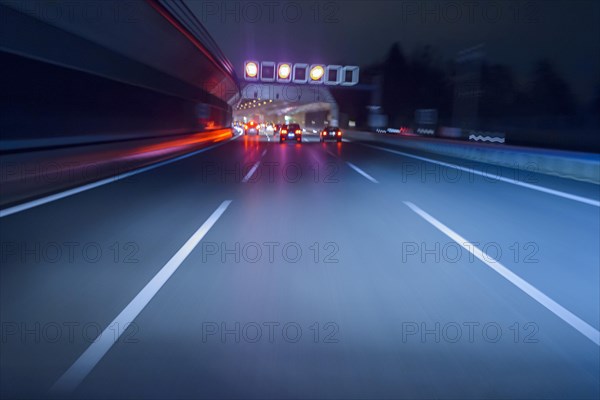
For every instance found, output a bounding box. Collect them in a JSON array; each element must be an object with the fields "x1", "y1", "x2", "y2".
[
  {"x1": 325, "y1": 149, "x2": 338, "y2": 158},
  {"x1": 346, "y1": 162, "x2": 379, "y2": 183},
  {"x1": 50, "y1": 200, "x2": 233, "y2": 394},
  {"x1": 0, "y1": 136, "x2": 239, "y2": 218},
  {"x1": 242, "y1": 162, "x2": 261, "y2": 183},
  {"x1": 365, "y1": 143, "x2": 600, "y2": 207},
  {"x1": 404, "y1": 200, "x2": 600, "y2": 346},
  {"x1": 241, "y1": 149, "x2": 267, "y2": 183}
]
